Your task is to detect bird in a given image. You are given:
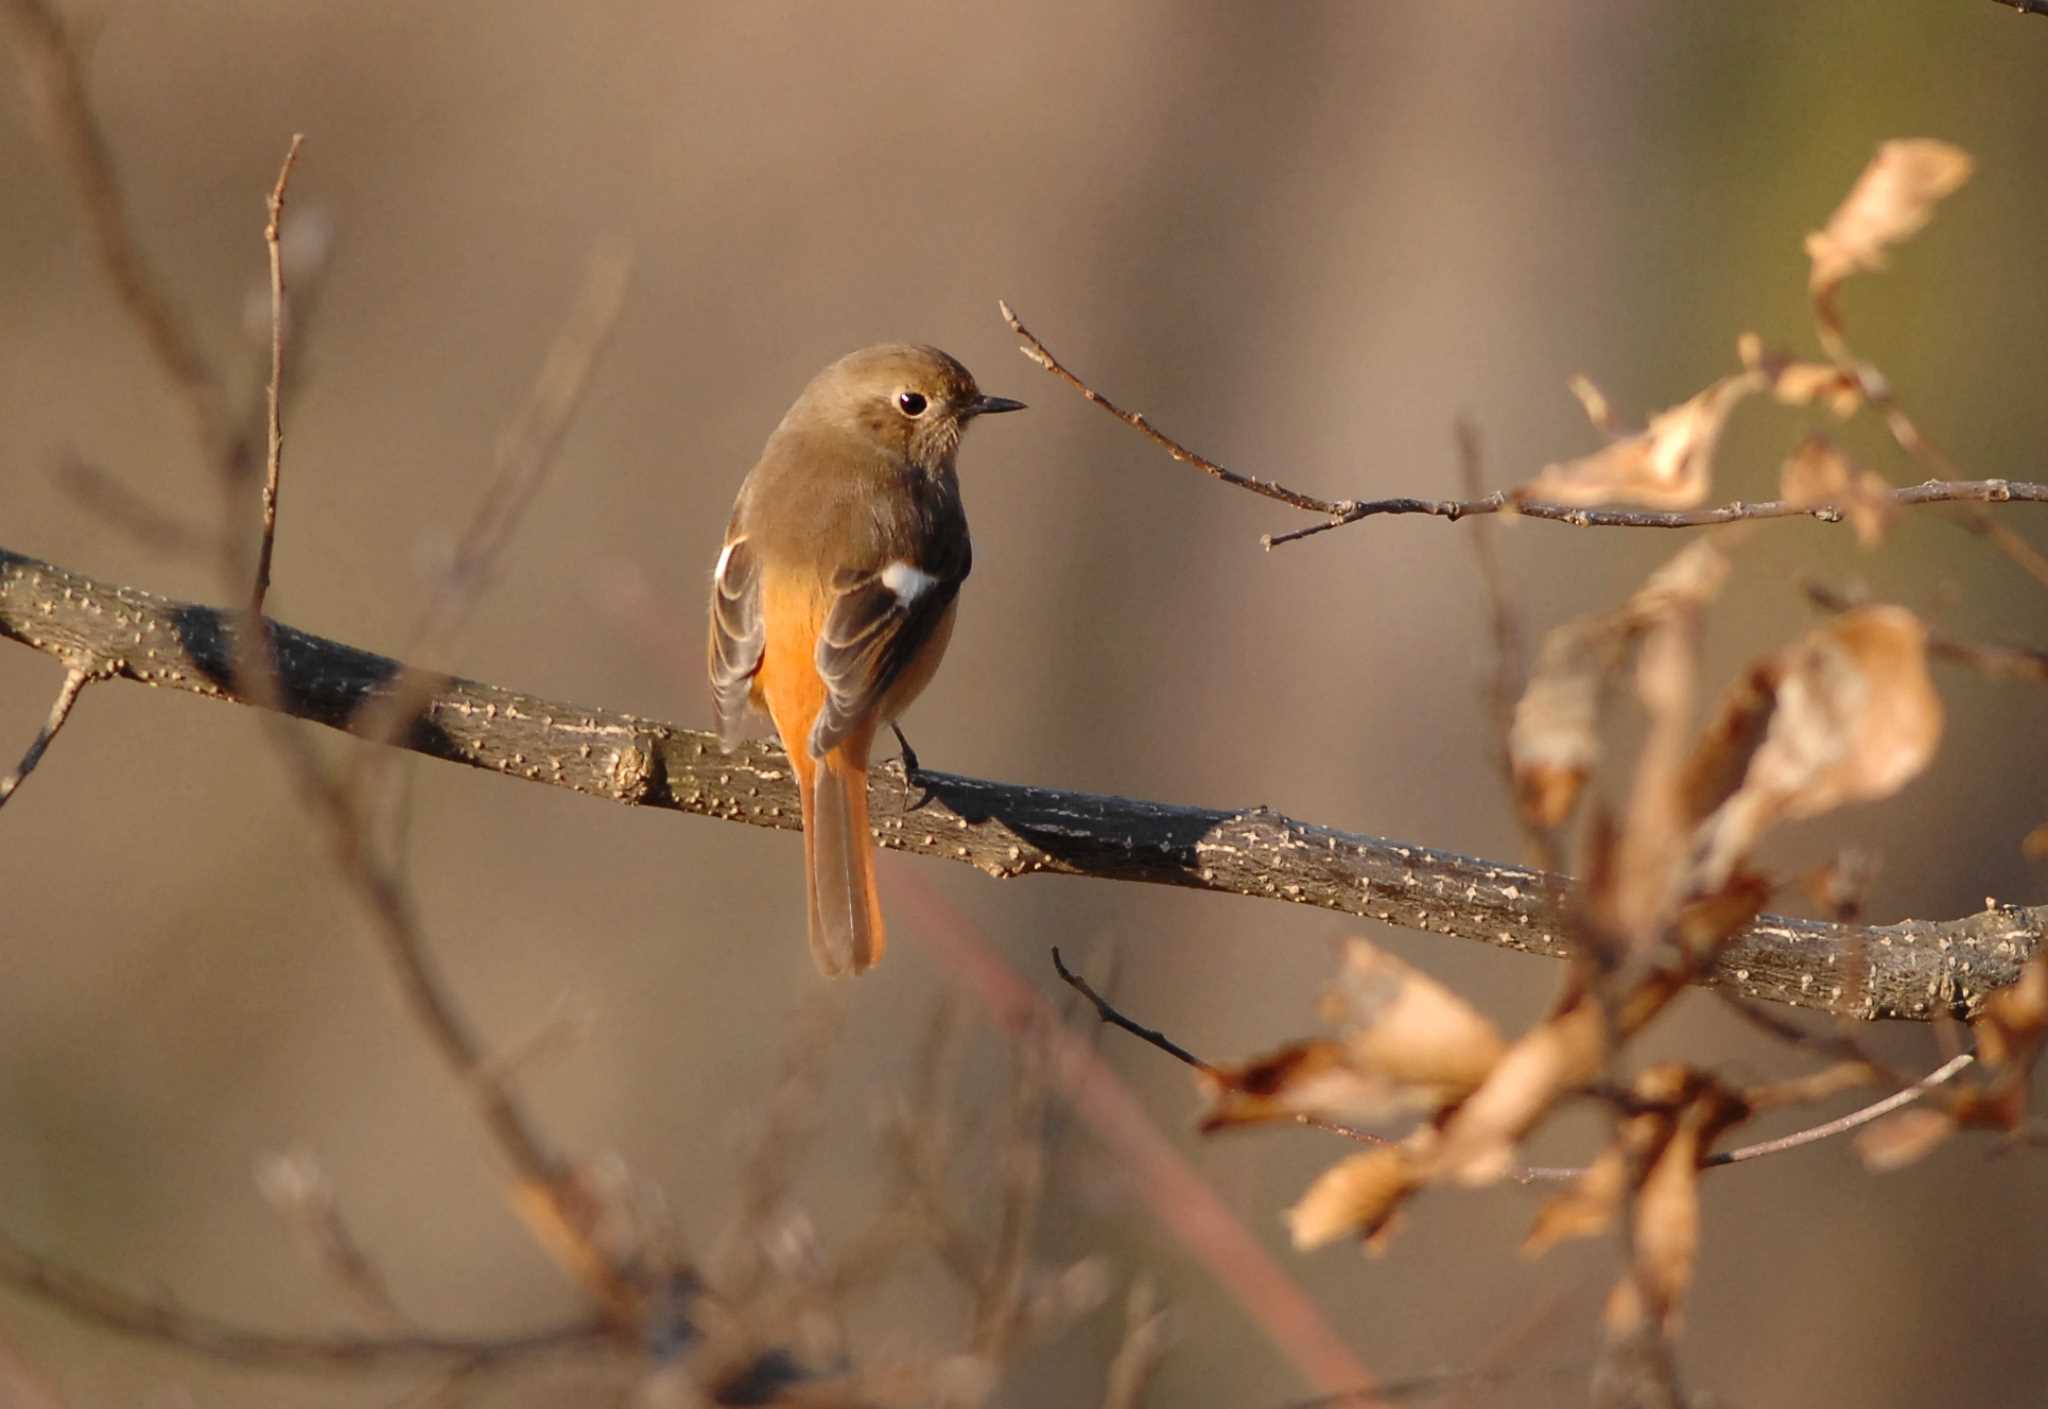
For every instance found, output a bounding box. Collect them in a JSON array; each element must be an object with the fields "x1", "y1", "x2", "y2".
[{"x1": 708, "y1": 344, "x2": 1024, "y2": 976}]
